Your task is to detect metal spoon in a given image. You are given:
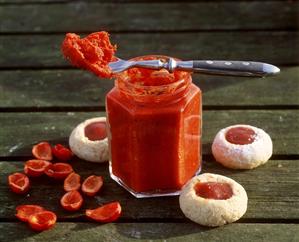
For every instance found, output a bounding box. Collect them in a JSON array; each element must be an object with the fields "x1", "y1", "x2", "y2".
[{"x1": 109, "y1": 58, "x2": 280, "y2": 77}]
